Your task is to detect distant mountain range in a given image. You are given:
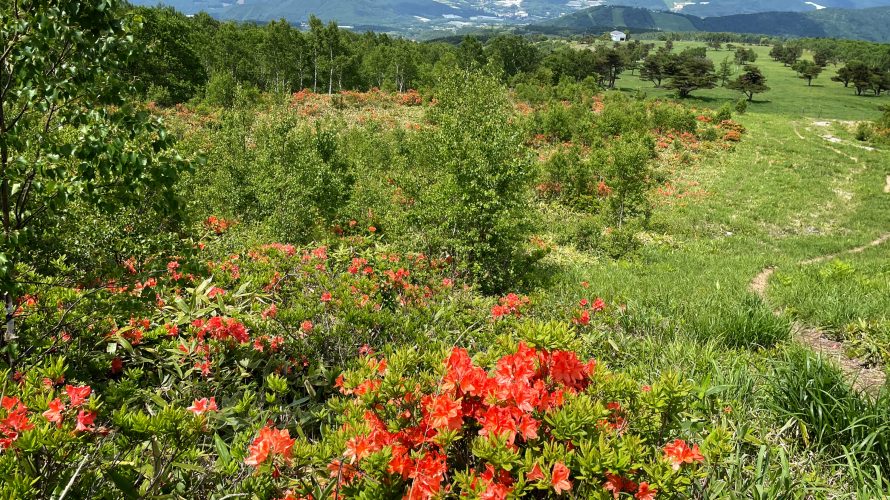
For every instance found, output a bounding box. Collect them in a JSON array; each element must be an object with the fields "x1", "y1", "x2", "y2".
[
  {"x1": 538, "y1": 5, "x2": 890, "y2": 41},
  {"x1": 129, "y1": 0, "x2": 890, "y2": 32}
]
